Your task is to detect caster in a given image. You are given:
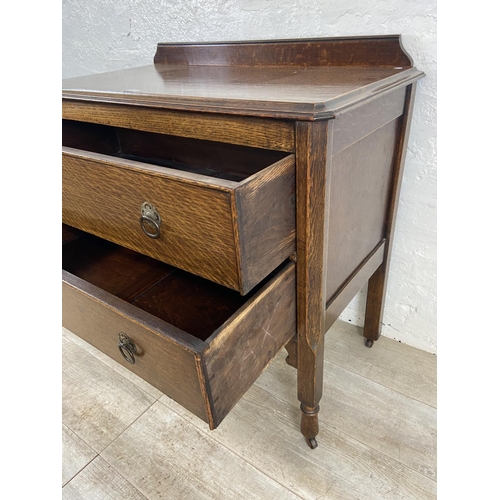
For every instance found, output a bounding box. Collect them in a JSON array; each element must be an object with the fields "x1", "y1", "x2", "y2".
[
  {"x1": 307, "y1": 437, "x2": 318, "y2": 449},
  {"x1": 365, "y1": 338, "x2": 374, "y2": 348}
]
